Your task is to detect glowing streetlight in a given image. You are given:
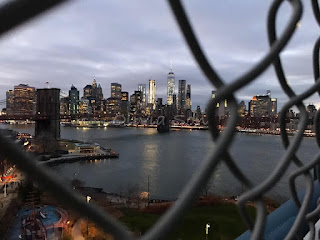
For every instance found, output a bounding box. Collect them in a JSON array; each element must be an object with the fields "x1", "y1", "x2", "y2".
[
  {"x1": 296, "y1": 21, "x2": 301, "y2": 28},
  {"x1": 205, "y1": 223, "x2": 210, "y2": 240},
  {"x1": 86, "y1": 196, "x2": 91, "y2": 239}
]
